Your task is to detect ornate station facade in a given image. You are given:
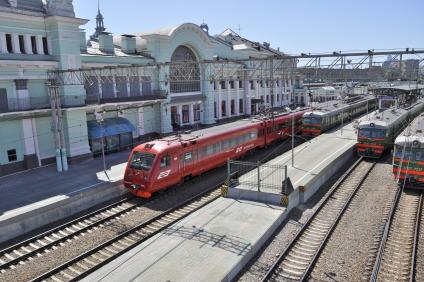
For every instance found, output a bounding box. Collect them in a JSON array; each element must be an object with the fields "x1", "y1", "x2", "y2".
[{"x1": 0, "y1": 0, "x2": 298, "y2": 175}]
